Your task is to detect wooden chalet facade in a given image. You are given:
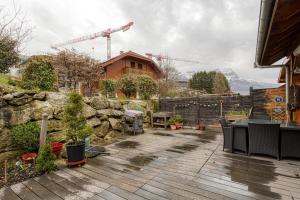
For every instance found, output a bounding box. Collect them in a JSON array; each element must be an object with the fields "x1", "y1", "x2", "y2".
[
  {"x1": 101, "y1": 51, "x2": 163, "y2": 81},
  {"x1": 255, "y1": 0, "x2": 300, "y2": 124}
]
